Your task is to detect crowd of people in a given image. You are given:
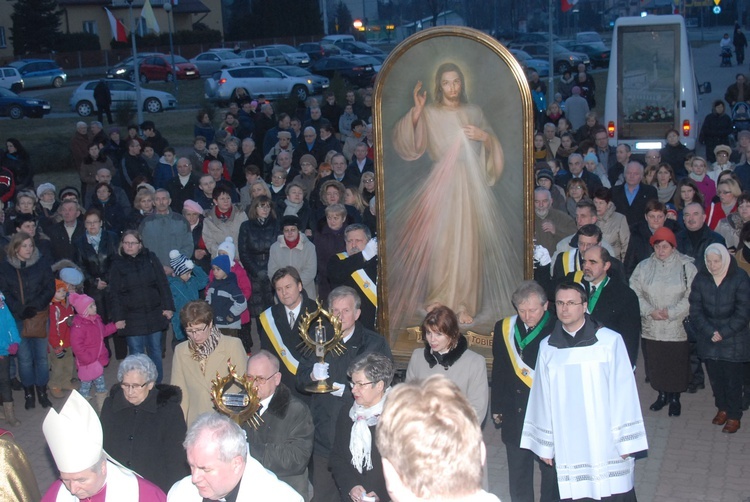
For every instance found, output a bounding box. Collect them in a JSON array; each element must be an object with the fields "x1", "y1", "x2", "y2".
[{"x1": 0, "y1": 71, "x2": 748, "y2": 501}]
